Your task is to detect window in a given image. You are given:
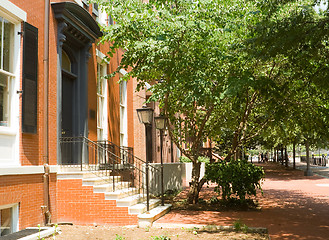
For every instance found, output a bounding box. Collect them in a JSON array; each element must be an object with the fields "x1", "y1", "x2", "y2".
[
  {"x1": 97, "y1": 63, "x2": 107, "y2": 141},
  {"x1": 120, "y1": 80, "x2": 127, "y2": 147},
  {"x1": 0, "y1": 204, "x2": 18, "y2": 236},
  {"x1": 92, "y1": 3, "x2": 99, "y2": 17},
  {"x1": 62, "y1": 50, "x2": 71, "y2": 72},
  {"x1": 0, "y1": 17, "x2": 14, "y2": 127}
]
